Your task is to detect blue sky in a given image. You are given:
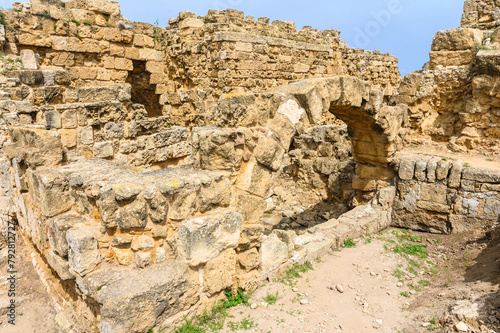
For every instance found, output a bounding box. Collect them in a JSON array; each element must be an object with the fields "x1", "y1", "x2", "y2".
[{"x1": 0, "y1": 0, "x2": 464, "y2": 75}]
